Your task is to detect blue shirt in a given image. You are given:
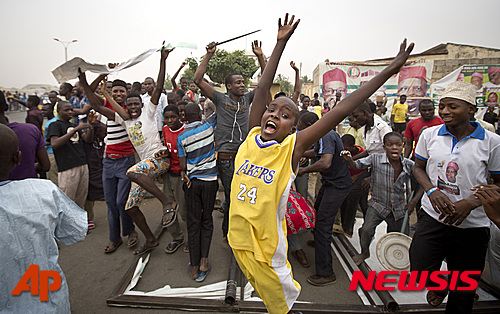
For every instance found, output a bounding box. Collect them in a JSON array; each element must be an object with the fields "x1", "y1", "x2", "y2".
[
  {"x1": 177, "y1": 113, "x2": 217, "y2": 180},
  {"x1": 69, "y1": 94, "x2": 89, "y2": 124},
  {"x1": 44, "y1": 117, "x2": 58, "y2": 154},
  {"x1": 0, "y1": 179, "x2": 87, "y2": 313}
]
